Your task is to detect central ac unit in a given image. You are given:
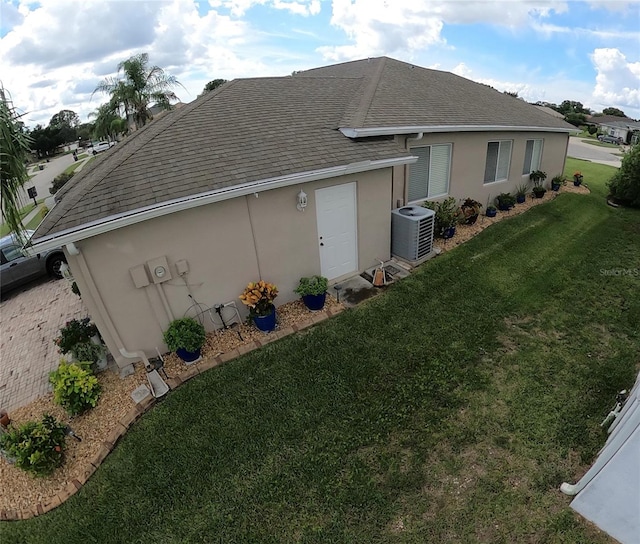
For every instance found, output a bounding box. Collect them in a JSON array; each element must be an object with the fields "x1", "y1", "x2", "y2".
[{"x1": 391, "y1": 206, "x2": 435, "y2": 262}]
